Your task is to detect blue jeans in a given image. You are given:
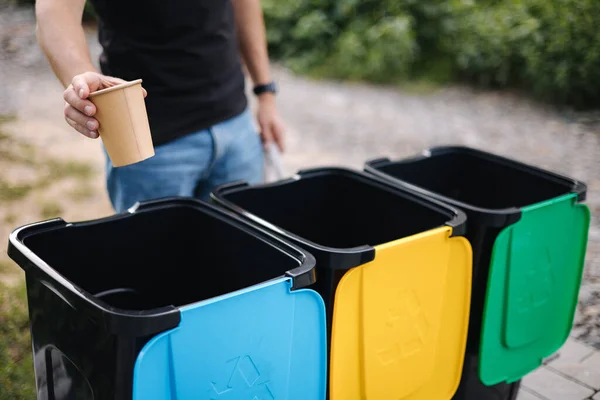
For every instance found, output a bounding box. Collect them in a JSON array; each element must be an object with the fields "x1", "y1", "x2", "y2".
[{"x1": 105, "y1": 108, "x2": 264, "y2": 213}]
